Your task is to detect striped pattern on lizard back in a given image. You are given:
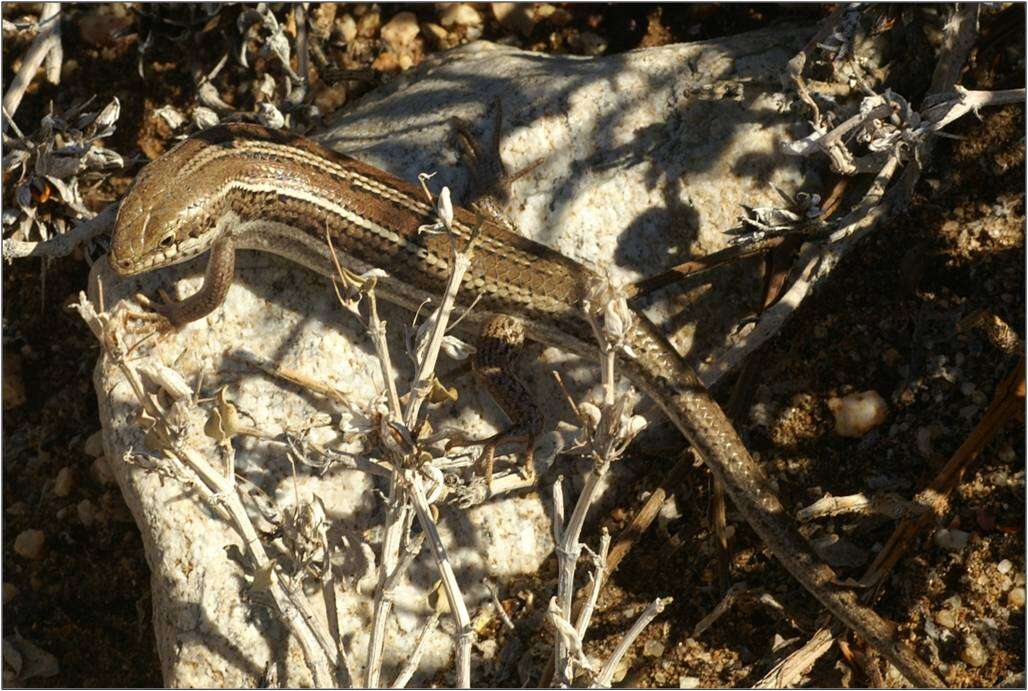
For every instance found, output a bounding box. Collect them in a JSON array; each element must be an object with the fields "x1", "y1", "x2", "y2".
[{"x1": 111, "y1": 123, "x2": 597, "y2": 351}]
